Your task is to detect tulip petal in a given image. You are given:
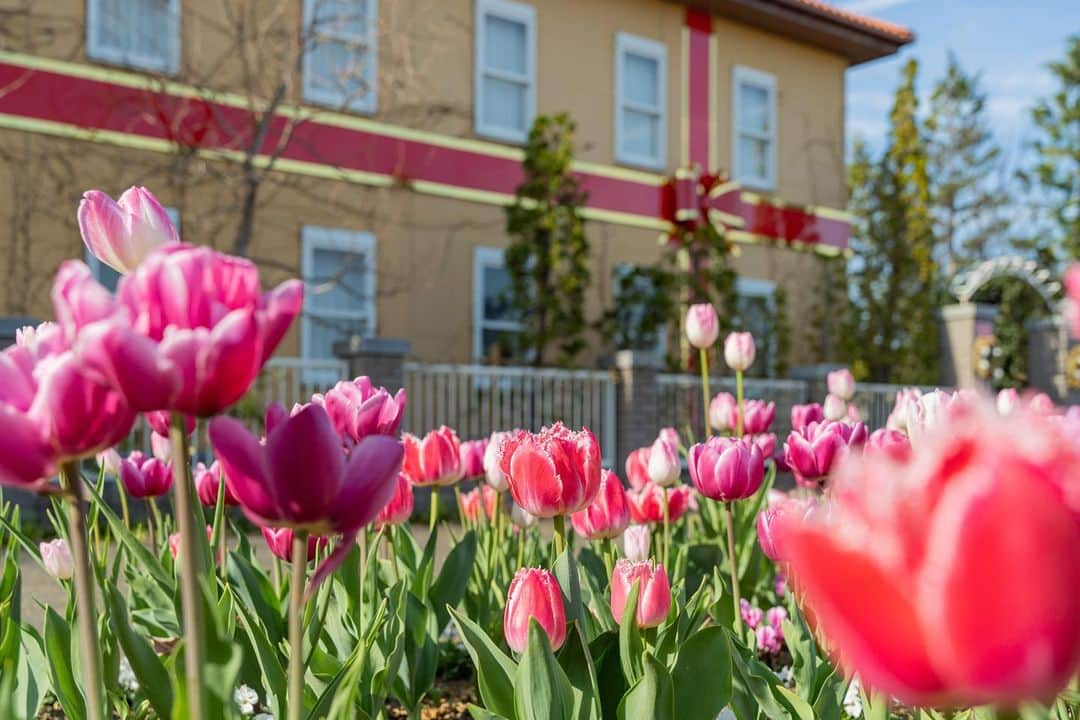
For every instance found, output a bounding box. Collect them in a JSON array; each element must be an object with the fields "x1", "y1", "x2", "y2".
[
  {"x1": 332, "y1": 435, "x2": 403, "y2": 532},
  {"x1": 508, "y1": 443, "x2": 564, "y2": 517},
  {"x1": 265, "y1": 405, "x2": 344, "y2": 527},
  {"x1": 0, "y1": 405, "x2": 55, "y2": 488},
  {"x1": 76, "y1": 321, "x2": 180, "y2": 411},
  {"x1": 259, "y1": 279, "x2": 304, "y2": 363},
  {"x1": 209, "y1": 416, "x2": 276, "y2": 524}
]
